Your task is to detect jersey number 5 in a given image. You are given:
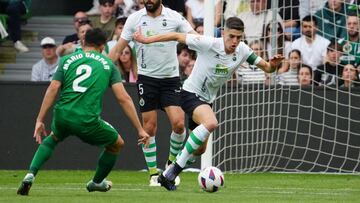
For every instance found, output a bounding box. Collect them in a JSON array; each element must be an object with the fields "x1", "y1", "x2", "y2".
[{"x1": 73, "y1": 65, "x2": 92, "y2": 92}]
